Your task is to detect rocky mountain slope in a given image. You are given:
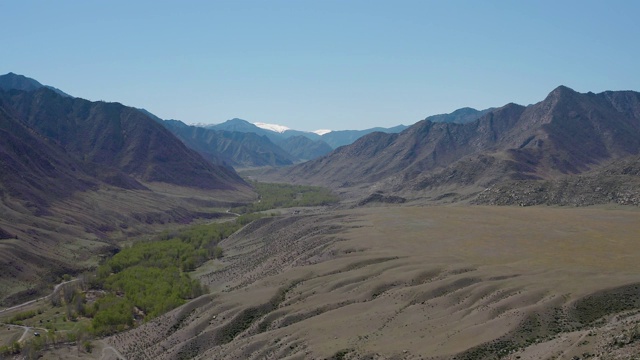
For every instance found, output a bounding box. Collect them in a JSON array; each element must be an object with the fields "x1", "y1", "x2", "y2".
[
  {"x1": 0, "y1": 75, "x2": 254, "y2": 305},
  {"x1": 0, "y1": 100, "x2": 97, "y2": 213},
  {"x1": 0, "y1": 88, "x2": 245, "y2": 190},
  {"x1": 264, "y1": 86, "x2": 640, "y2": 205},
  {"x1": 474, "y1": 155, "x2": 640, "y2": 206}
]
